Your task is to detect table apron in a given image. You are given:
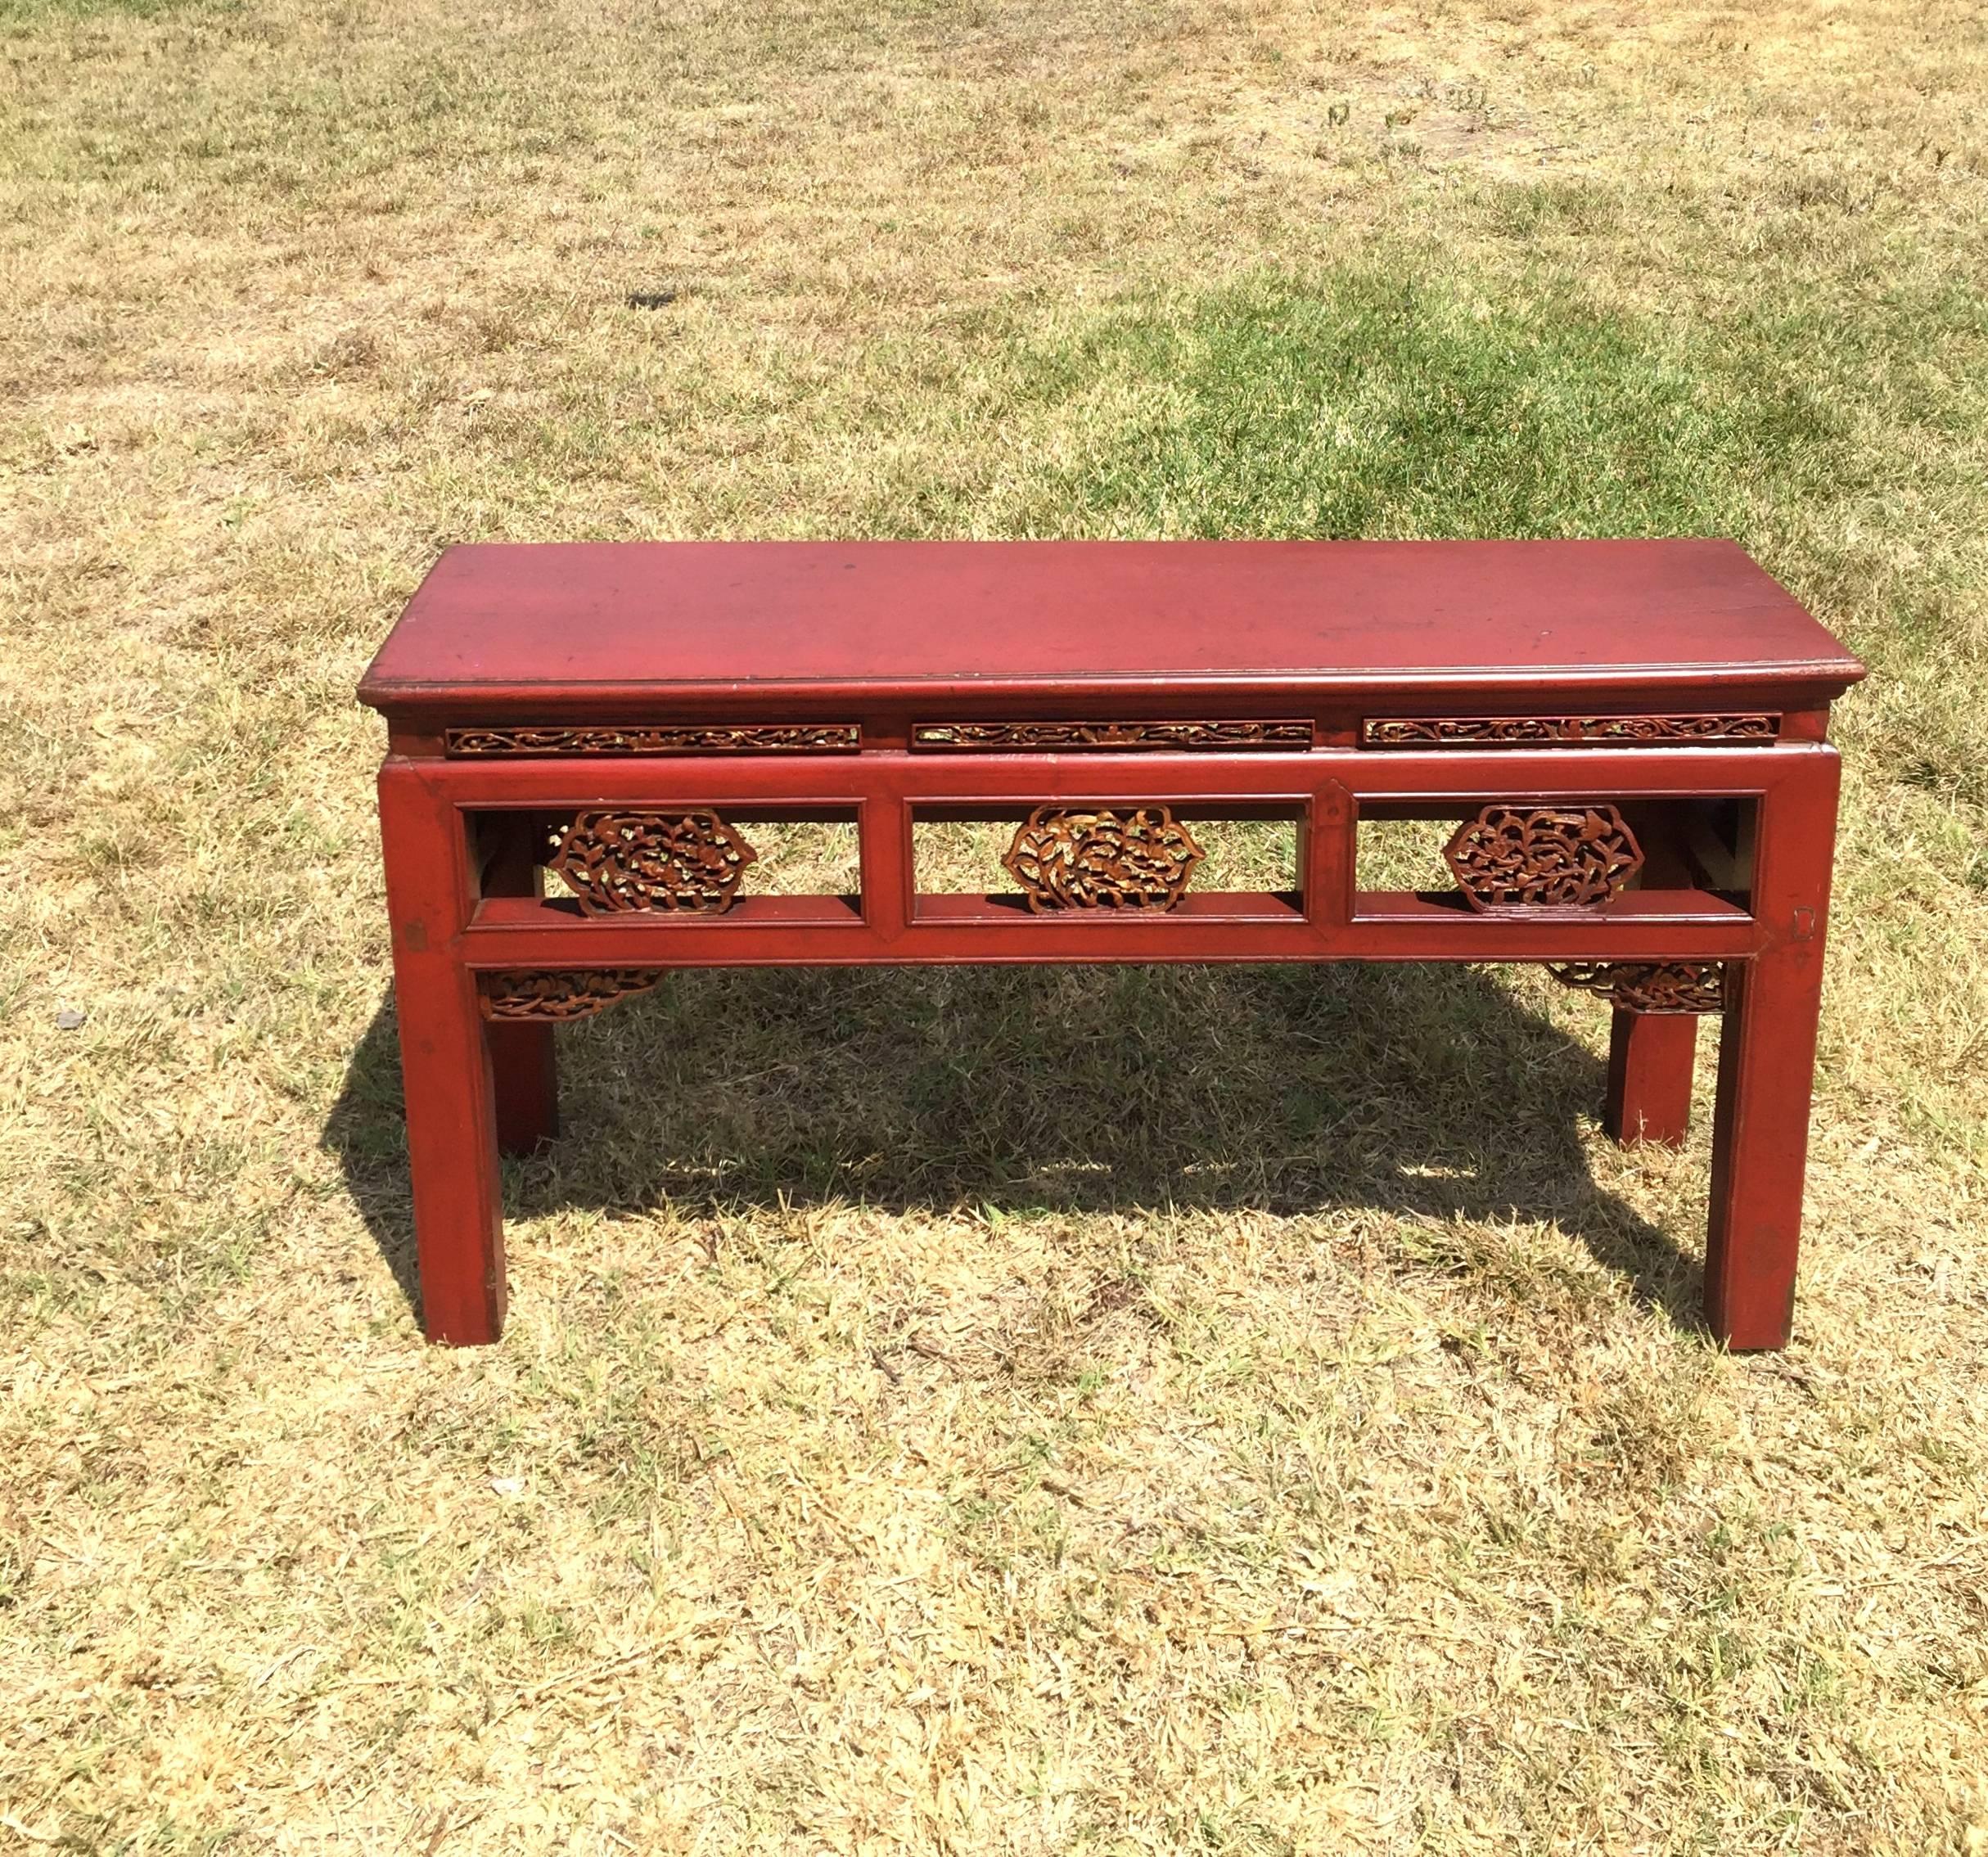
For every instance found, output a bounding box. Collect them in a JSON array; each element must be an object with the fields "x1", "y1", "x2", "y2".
[
  {"x1": 393, "y1": 742, "x2": 1809, "y2": 806},
  {"x1": 383, "y1": 742, "x2": 1837, "y2": 969}
]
